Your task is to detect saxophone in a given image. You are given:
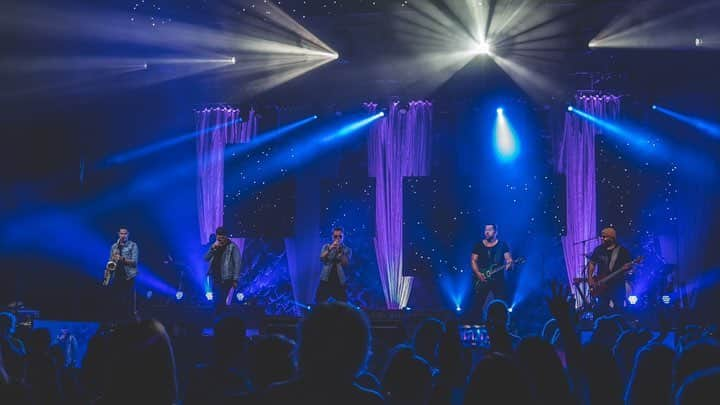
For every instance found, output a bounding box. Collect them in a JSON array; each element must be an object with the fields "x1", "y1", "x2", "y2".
[{"x1": 103, "y1": 239, "x2": 121, "y2": 286}]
